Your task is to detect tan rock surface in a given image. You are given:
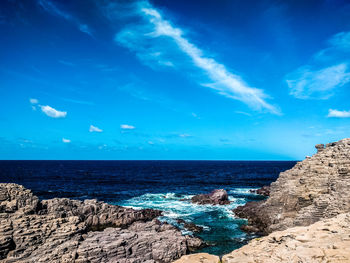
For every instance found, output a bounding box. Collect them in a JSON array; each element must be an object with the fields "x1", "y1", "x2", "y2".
[
  {"x1": 173, "y1": 253, "x2": 220, "y2": 263},
  {"x1": 234, "y1": 138, "x2": 350, "y2": 234},
  {"x1": 0, "y1": 183, "x2": 203, "y2": 263},
  {"x1": 222, "y1": 212, "x2": 350, "y2": 263}
]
